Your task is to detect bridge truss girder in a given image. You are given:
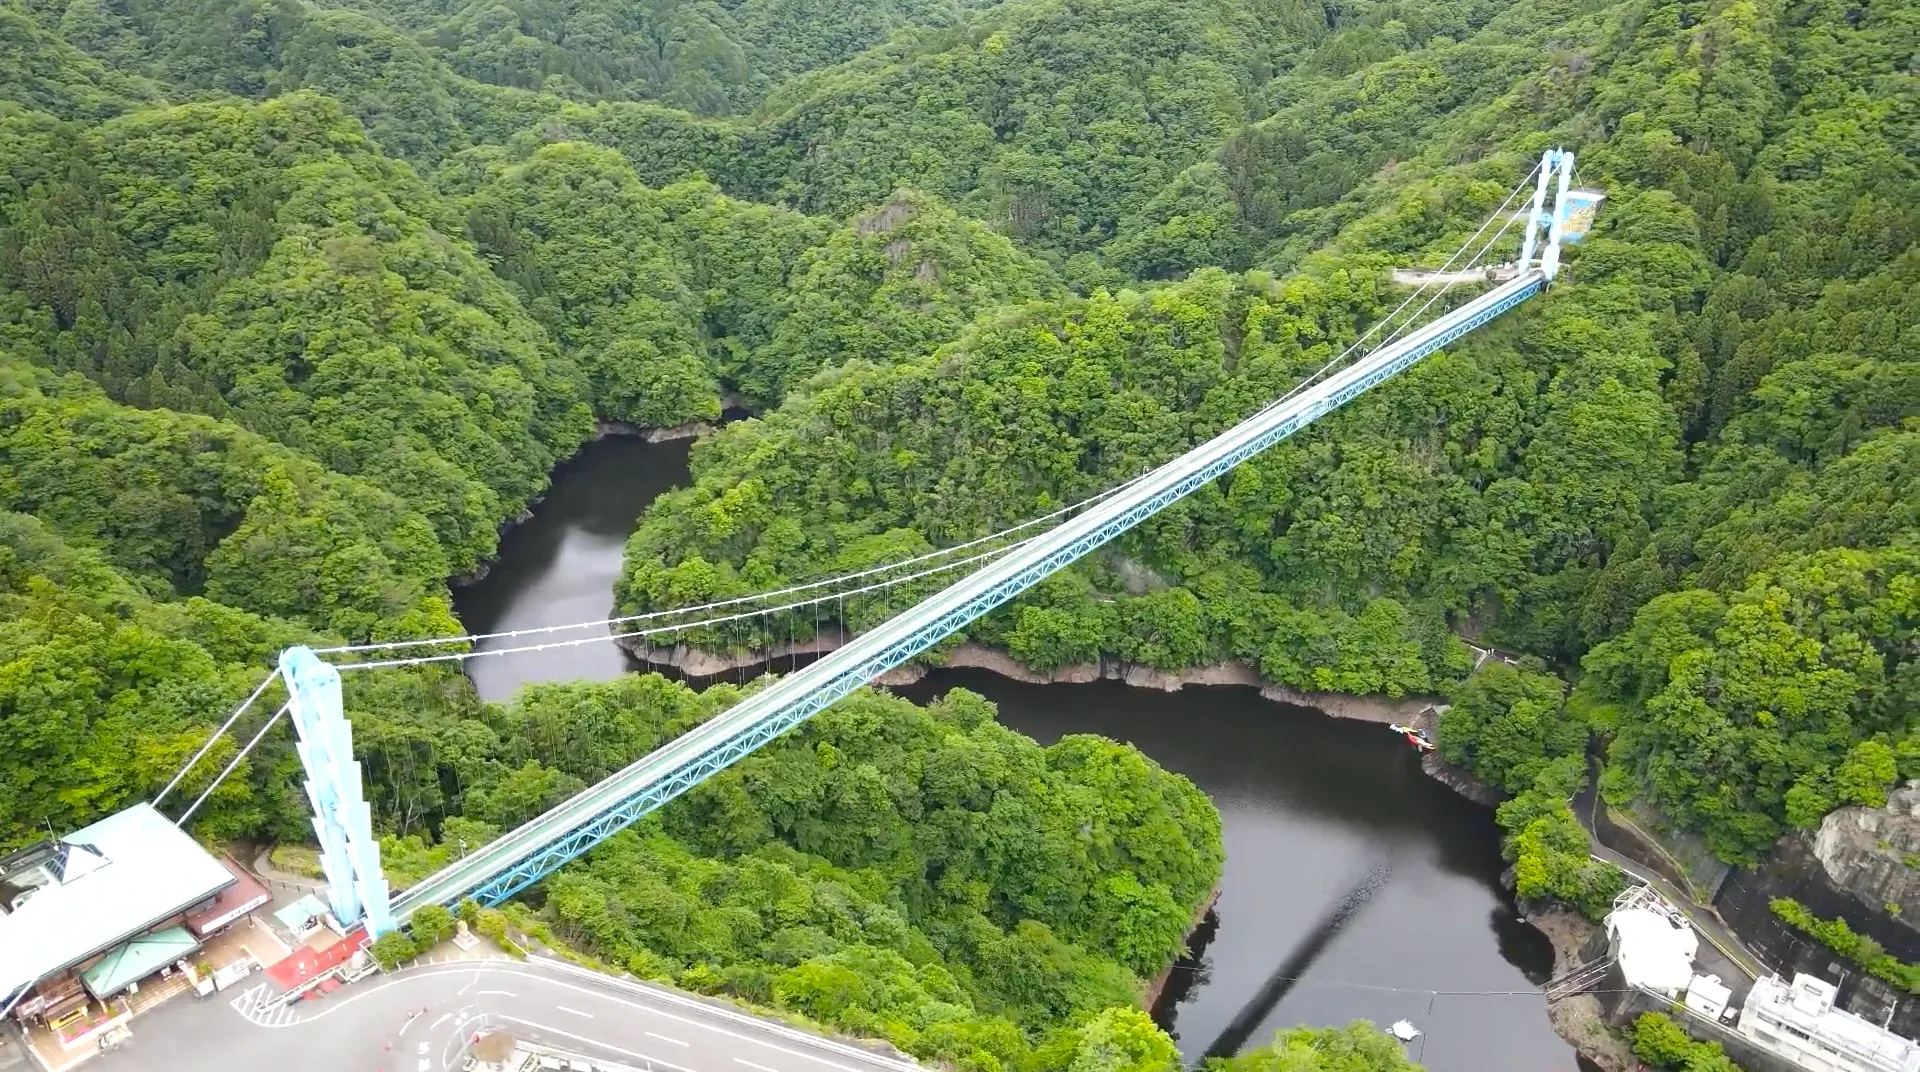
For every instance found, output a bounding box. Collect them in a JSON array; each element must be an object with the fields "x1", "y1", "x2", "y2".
[
  {"x1": 430, "y1": 272, "x2": 1548, "y2": 917},
  {"x1": 310, "y1": 150, "x2": 1581, "y2": 933}
]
